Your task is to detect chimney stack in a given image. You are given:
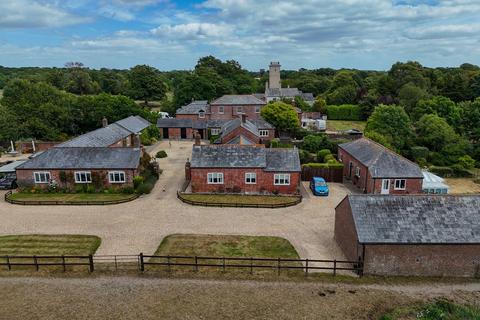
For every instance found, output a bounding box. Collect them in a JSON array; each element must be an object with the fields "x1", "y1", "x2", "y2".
[
  {"x1": 102, "y1": 117, "x2": 108, "y2": 128},
  {"x1": 194, "y1": 131, "x2": 201, "y2": 146},
  {"x1": 239, "y1": 113, "x2": 247, "y2": 124},
  {"x1": 134, "y1": 134, "x2": 141, "y2": 148}
]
